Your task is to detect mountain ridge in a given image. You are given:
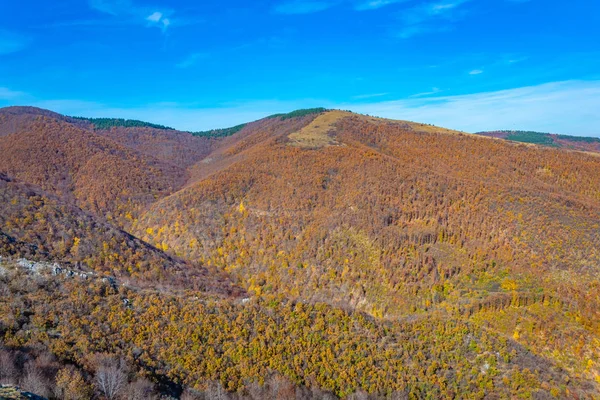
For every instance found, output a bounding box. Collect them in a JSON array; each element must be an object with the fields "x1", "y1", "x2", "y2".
[{"x1": 1, "y1": 105, "x2": 600, "y2": 398}]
